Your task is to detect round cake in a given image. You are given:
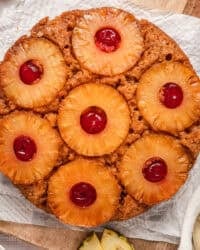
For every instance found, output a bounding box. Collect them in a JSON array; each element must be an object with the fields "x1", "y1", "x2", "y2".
[{"x1": 0, "y1": 7, "x2": 199, "y2": 227}]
